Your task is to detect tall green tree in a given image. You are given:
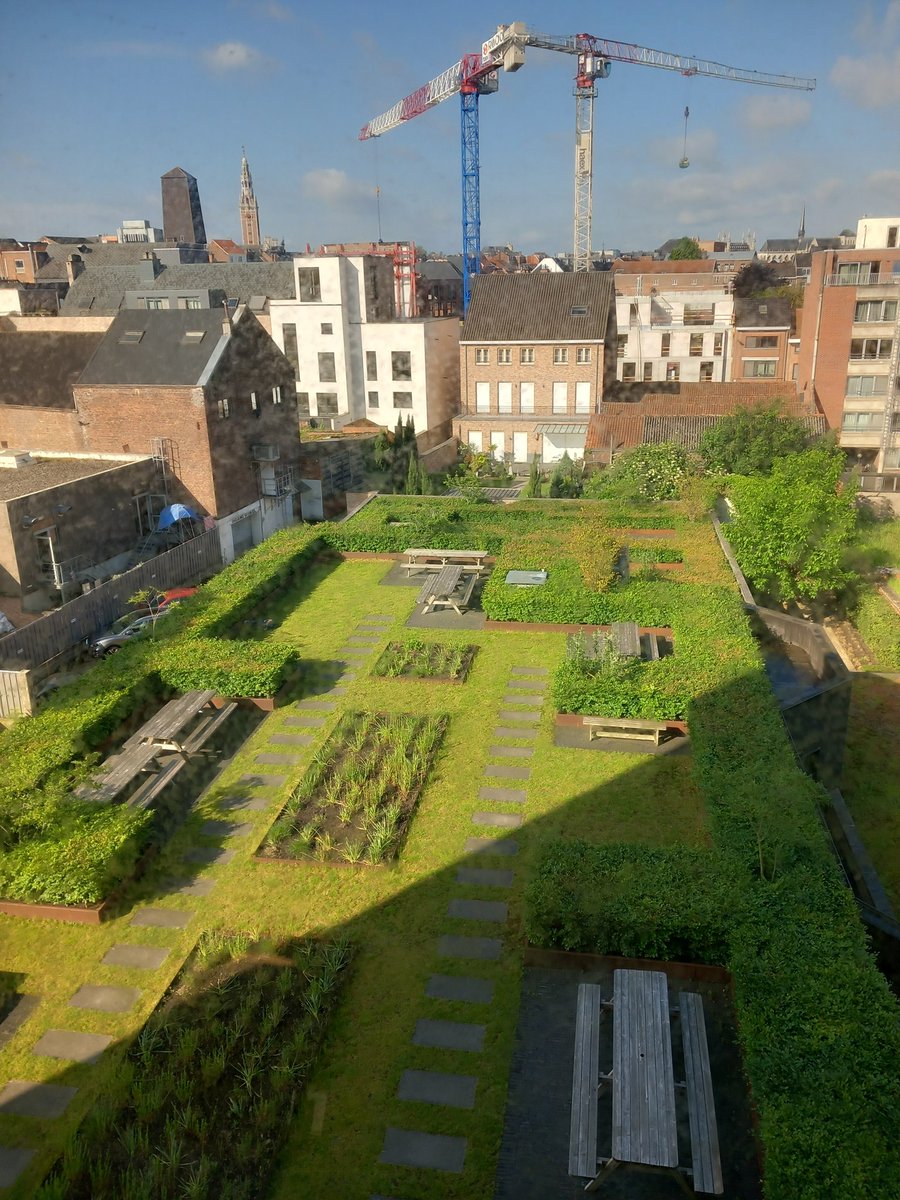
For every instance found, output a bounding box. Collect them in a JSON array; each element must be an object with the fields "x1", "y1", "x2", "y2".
[
  {"x1": 525, "y1": 456, "x2": 543, "y2": 497},
  {"x1": 668, "y1": 237, "x2": 702, "y2": 260},
  {"x1": 405, "y1": 452, "x2": 420, "y2": 495},
  {"x1": 404, "y1": 414, "x2": 417, "y2": 448},
  {"x1": 732, "y1": 261, "x2": 780, "y2": 297},
  {"x1": 727, "y1": 445, "x2": 858, "y2": 602},
  {"x1": 700, "y1": 405, "x2": 811, "y2": 476},
  {"x1": 584, "y1": 443, "x2": 691, "y2": 501},
  {"x1": 547, "y1": 451, "x2": 583, "y2": 498}
]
